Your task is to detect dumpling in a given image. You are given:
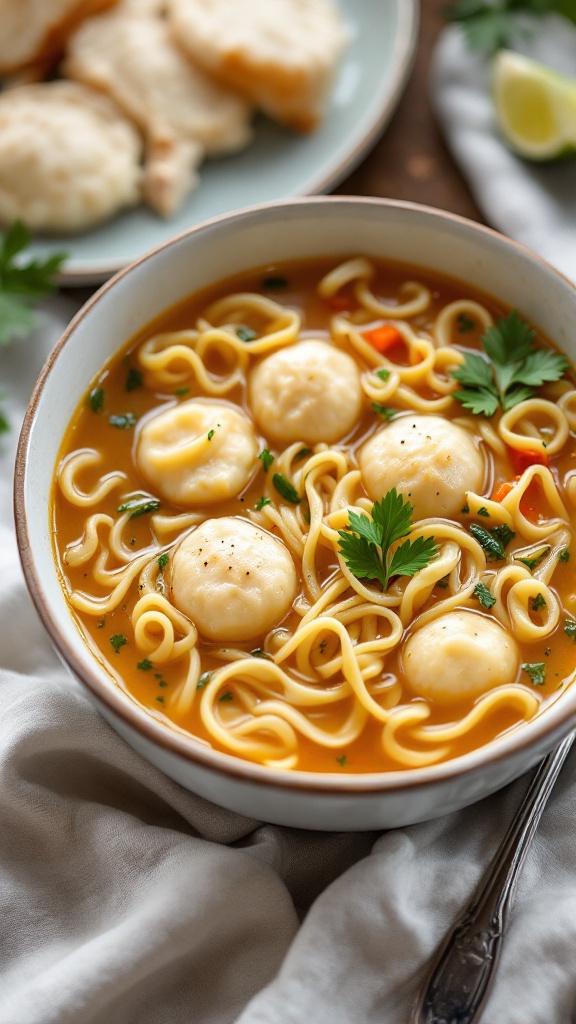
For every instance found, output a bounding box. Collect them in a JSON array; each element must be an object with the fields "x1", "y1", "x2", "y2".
[
  {"x1": 403, "y1": 610, "x2": 520, "y2": 706},
  {"x1": 170, "y1": 516, "x2": 298, "y2": 641},
  {"x1": 63, "y1": 0, "x2": 253, "y2": 215},
  {"x1": 0, "y1": 81, "x2": 142, "y2": 233},
  {"x1": 165, "y1": 0, "x2": 348, "y2": 132},
  {"x1": 359, "y1": 414, "x2": 484, "y2": 521},
  {"x1": 136, "y1": 399, "x2": 259, "y2": 506},
  {"x1": 0, "y1": 0, "x2": 118, "y2": 77},
  {"x1": 248, "y1": 339, "x2": 363, "y2": 445}
]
